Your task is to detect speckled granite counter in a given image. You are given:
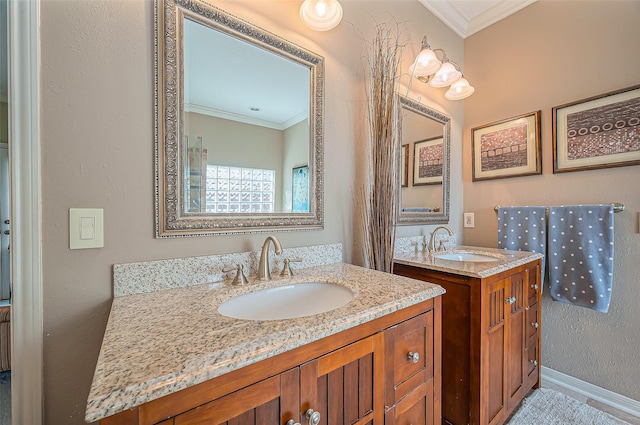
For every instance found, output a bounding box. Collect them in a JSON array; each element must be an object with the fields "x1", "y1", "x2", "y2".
[
  {"x1": 394, "y1": 245, "x2": 543, "y2": 278},
  {"x1": 85, "y1": 262, "x2": 445, "y2": 422}
]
